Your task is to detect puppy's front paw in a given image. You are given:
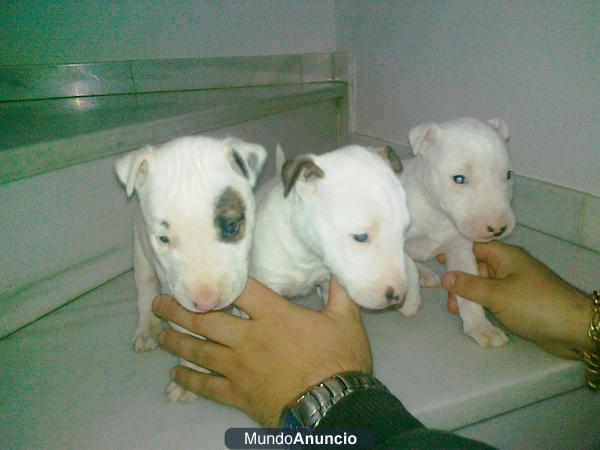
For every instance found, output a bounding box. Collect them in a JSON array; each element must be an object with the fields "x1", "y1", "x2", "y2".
[
  {"x1": 166, "y1": 381, "x2": 198, "y2": 403},
  {"x1": 465, "y1": 322, "x2": 508, "y2": 348},
  {"x1": 398, "y1": 289, "x2": 421, "y2": 317},
  {"x1": 132, "y1": 323, "x2": 161, "y2": 352},
  {"x1": 416, "y1": 263, "x2": 440, "y2": 287}
]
